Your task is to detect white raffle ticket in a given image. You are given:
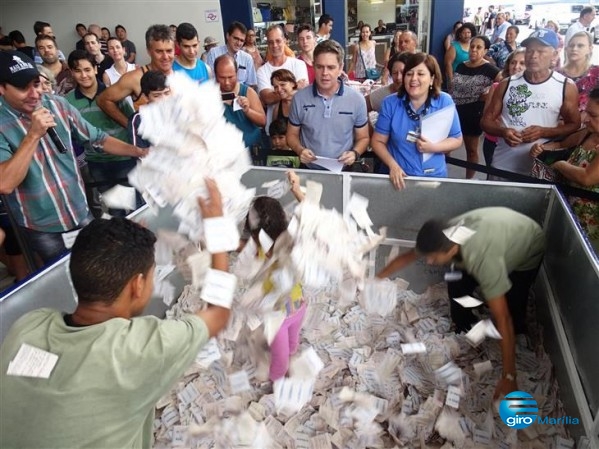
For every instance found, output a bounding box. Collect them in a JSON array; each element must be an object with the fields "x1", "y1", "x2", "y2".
[
  {"x1": 228, "y1": 370, "x2": 252, "y2": 394},
  {"x1": 445, "y1": 385, "x2": 461, "y2": 409},
  {"x1": 61, "y1": 229, "x2": 80, "y2": 249},
  {"x1": 465, "y1": 319, "x2": 502, "y2": 346},
  {"x1": 200, "y1": 269, "x2": 237, "y2": 309},
  {"x1": 101, "y1": 184, "x2": 137, "y2": 211},
  {"x1": 304, "y1": 180, "x2": 323, "y2": 204},
  {"x1": 7, "y1": 343, "x2": 58, "y2": 378},
  {"x1": 263, "y1": 179, "x2": 290, "y2": 199},
  {"x1": 452, "y1": 295, "x2": 484, "y2": 308},
  {"x1": 202, "y1": 216, "x2": 240, "y2": 253},
  {"x1": 401, "y1": 342, "x2": 427, "y2": 355},
  {"x1": 258, "y1": 229, "x2": 274, "y2": 253}
]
